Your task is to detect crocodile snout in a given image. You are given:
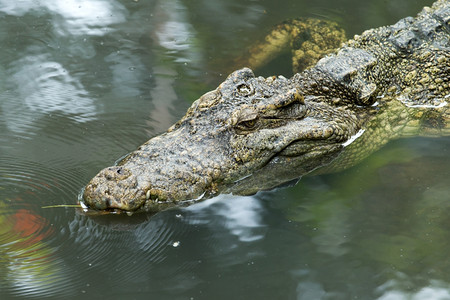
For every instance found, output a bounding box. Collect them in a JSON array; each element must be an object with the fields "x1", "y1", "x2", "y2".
[{"x1": 83, "y1": 166, "x2": 146, "y2": 211}]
